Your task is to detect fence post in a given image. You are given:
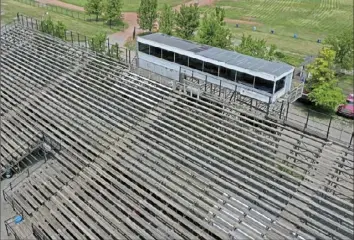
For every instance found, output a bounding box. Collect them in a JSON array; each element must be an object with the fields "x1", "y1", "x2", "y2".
[
  {"x1": 349, "y1": 132, "x2": 354, "y2": 148},
  {"x1": 70, "y1": 31, "x2": 73, "y2": 45},
  {"x1": 77, "y1": 33, "x2": 80, "y2": 47},
  {"x1": 266, "y1": 97, "x2": 271, "y2": 116},
  {"x1": 326, "y1": 116, "x2": 332, "y2": 139},
  {"x1": 21, "y1": 15, "x2": 24, "y2": 25},
  {"x1": 279, "y1": 100, "x2": 284, "y2": 119},
  {"x1": 107, "y1": 38, "x2": 110, "y2": 56},
  {"x1": 16, "y1": 12, "x2": 20, "y2": 22},
  {"x1": 218, "y1": 79, "x2": 222, "y2": 97},
  {"x1": 129, "y1": 50, "x2": 131, "y2": 64},
  {"x1": 116, "y1": 44, "x2": 119, "y2": 59},
  {"x1": 85, "y1": 36, "x2": 87, "y2": 48},
  {"x1": 304, "y1": 110, "x2": 310, "y2": 130},
  {"x1": 125, "y1": 48, "x2": 128, "y2": 63},
  {"x1": 285, "y1": 101, "x2": 290, "y2": 121}
]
